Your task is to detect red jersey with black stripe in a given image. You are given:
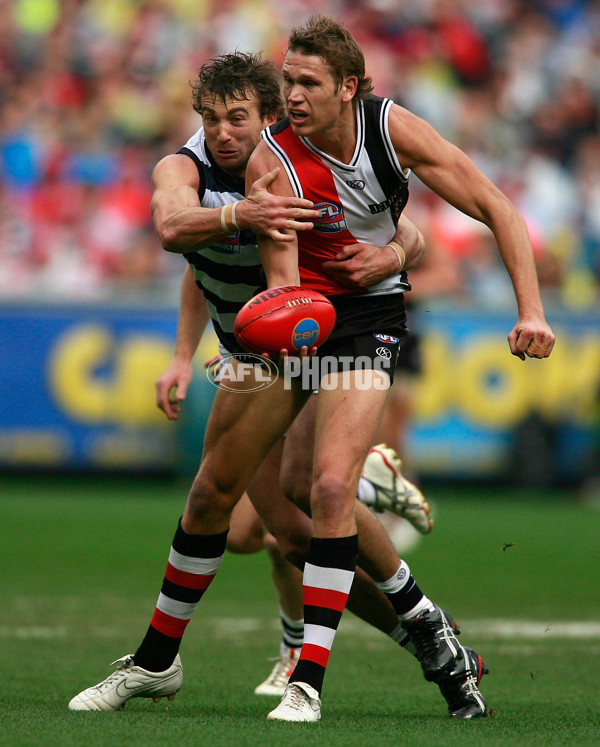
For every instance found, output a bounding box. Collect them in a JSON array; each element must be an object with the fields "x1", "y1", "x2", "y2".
[{"x1": 262, "y1": 95, "x2": 411, "y2": 297}]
